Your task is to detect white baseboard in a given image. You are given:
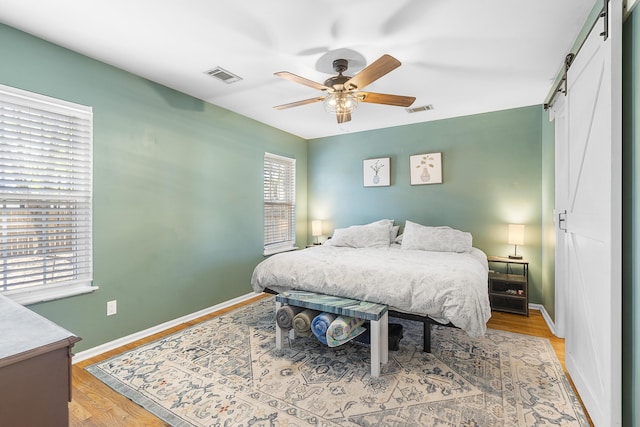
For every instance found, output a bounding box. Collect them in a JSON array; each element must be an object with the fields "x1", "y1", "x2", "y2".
[
  {"x1": 74, "y1": 295, "x2": 559, "y2": 364},
  {"x1": 528, "y1": 303, "x2": 557, "y2": 336},
  {"x1": 73, "y1": 292, "x2": 259, "y2": 364}
]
